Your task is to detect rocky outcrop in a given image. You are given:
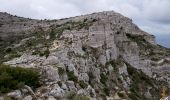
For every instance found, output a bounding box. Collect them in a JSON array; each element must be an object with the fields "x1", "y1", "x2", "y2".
[{"x1": 0, "y1": 11, "x2": 169, "y2": 100}]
